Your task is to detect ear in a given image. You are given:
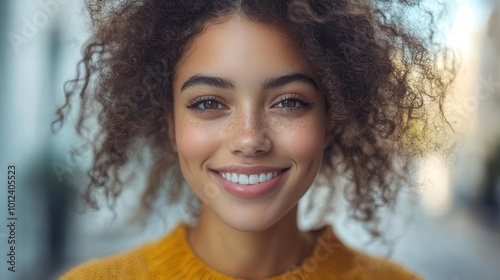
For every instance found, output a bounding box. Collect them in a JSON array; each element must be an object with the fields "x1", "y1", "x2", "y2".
[{"x1": 166, "y1": 111, "x2": 177, "y2": 153}]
